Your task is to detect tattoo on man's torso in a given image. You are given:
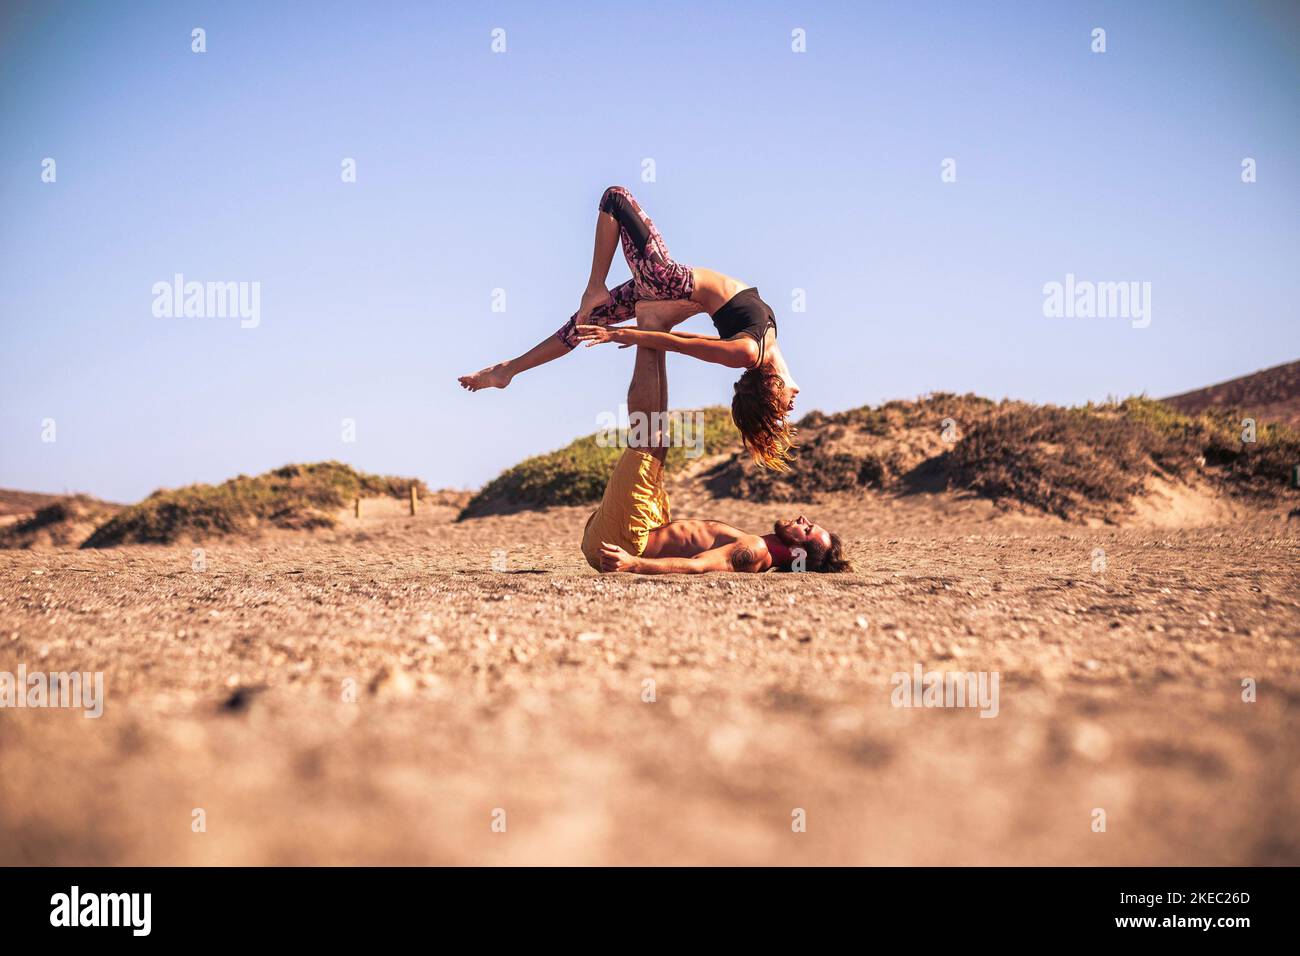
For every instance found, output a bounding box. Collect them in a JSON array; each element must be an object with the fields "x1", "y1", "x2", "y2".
[{"x1": 730, "y1": 545, "x2": 755, "y2": 571}]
